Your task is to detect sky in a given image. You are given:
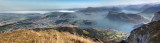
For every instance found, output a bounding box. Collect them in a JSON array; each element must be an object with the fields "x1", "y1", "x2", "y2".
[{"x1": 0, "y1": 0, "x2": 160, "y2": 11}]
